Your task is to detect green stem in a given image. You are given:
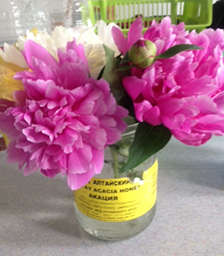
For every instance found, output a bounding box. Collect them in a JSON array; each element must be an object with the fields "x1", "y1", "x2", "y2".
[{"x1": 110, "y1": 146, "x2": 120, "y2": 179}]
